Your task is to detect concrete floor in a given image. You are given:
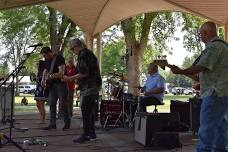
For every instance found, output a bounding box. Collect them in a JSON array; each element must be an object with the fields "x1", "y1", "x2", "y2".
[{"x1": 0, "y1": 111, "x2": 198, "y2": 152}]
